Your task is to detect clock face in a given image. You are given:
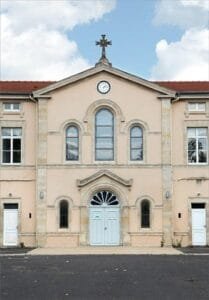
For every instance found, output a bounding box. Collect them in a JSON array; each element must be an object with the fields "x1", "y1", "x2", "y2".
[{"x1": 97, "y1": 81, "x2": 111, "y2": 94}]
